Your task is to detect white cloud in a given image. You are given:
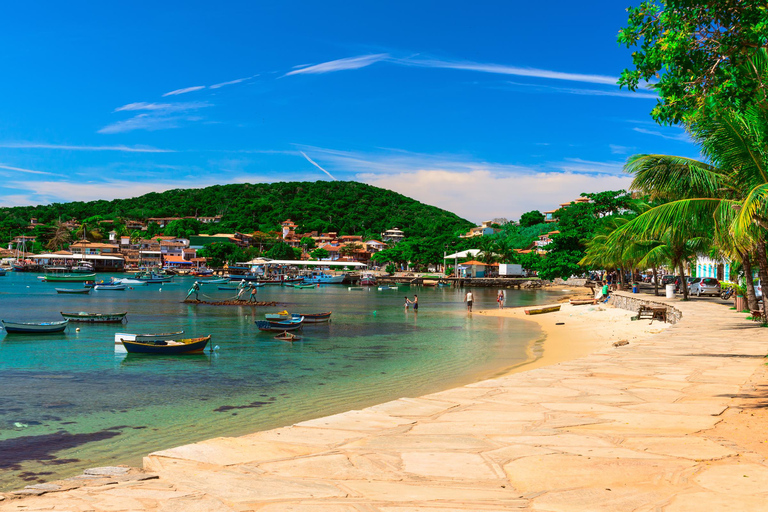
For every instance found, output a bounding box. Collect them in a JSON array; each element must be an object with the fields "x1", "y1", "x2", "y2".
[
  {"x1": 633, "y1": 127, "x2": 691, "y2": 142},
  {"x1": 210, "y1": 76, "x2": 257, "y2": 89},
  {"x1": 0, "y1": 194, "x2": 39, "y2": 207},
  {"x1": 162, "y1": 85, "x2": 206, "y2": 97},
  {"x1": 283, "y1": 54, "x2": 389, "y2": 77},
  {"x1": 396, "y1": 57, "x2": 619, "y2": 86},
  {"x1": 609, "y1": 144, "x2": 635, "y2": 155},
  {"x1": 0, "y1": 142, "x2": 174, "y2": 153},
  {"x1": 360, "y1": 169, "x2": 632, "y2": 222},
  {"x1": 556, "y1": 158, "x2": 626, "y2": 175},
  {"x1": 0, "y1": 163, "x2": 55, "y2": 175},
  {"x1": 98, "y1": 114, "x2": 190, "y2": 134},
  {"x1": 299, "y1": 151, "x2": 336, "y2": 180},
  {"x1": 9, "y1": 179, "x2": 216, "y2": 203},
  {"x1": 100, "y1": 102, "x2": 211, "y2": 134},
  {"x1": 501, "y1": 81, "x2": 657, "y2": 99}
]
